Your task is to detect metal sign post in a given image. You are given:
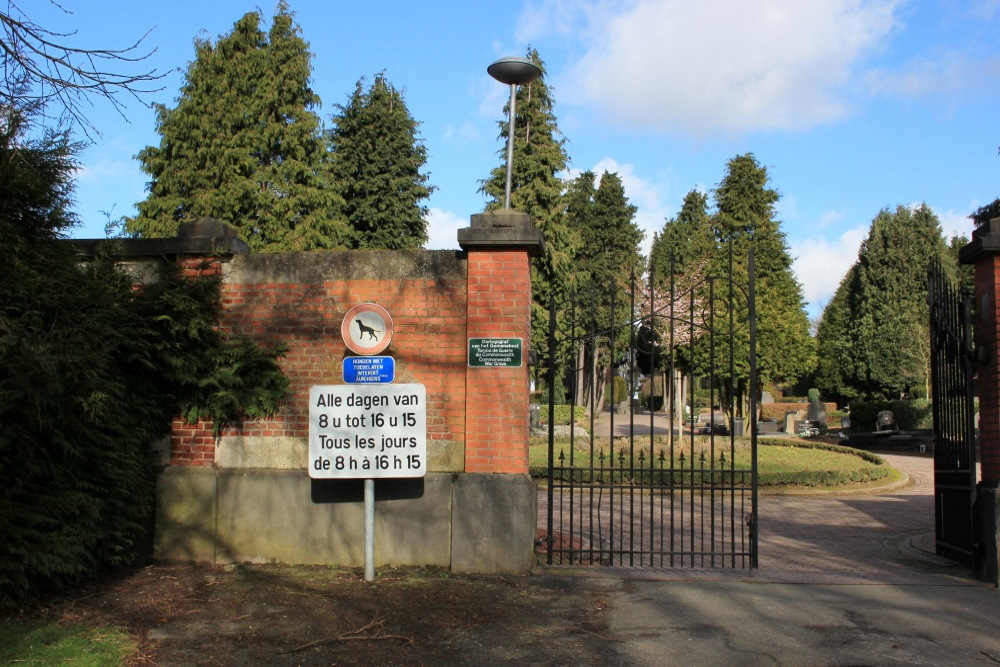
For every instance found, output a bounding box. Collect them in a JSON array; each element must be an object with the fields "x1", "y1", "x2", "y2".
[
  {"x1": 364, "y1": 479, "x2": 375, "y2": 581},
  {"x1": 309, "y1": 303, "x2": 425, "y2": 582}
]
